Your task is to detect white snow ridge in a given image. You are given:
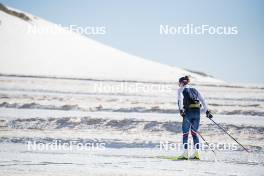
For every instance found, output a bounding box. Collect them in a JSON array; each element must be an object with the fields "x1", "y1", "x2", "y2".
[{"x1": 0, "y1": 5, "x2": 222, "y2": 84}]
